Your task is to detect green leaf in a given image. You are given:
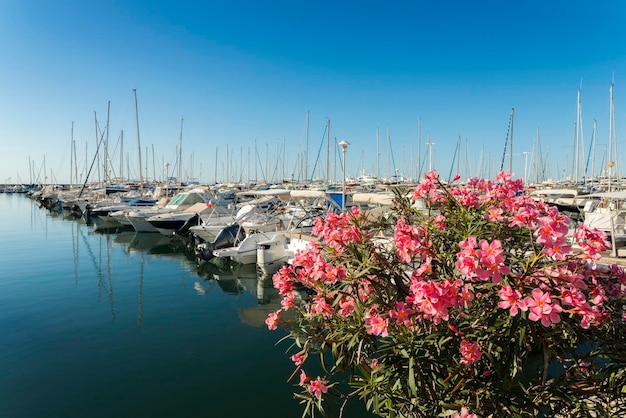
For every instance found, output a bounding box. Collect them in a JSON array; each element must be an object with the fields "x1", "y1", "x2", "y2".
[{"x1": 408, "y1": 356, "x2": 417, "y2": 396}]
